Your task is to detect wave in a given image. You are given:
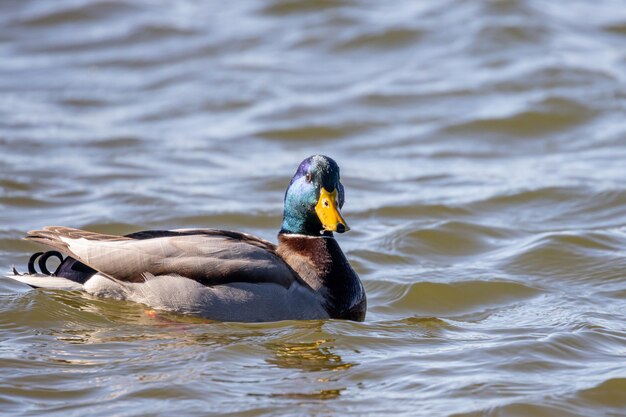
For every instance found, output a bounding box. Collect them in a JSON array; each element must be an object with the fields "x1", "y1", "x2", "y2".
[
  {"x1": 443, "y1": 97, "x2": 596, "y2": 137},
  {"x1": 368, "y1": 279, "x2": 540, "y2": 318}
]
